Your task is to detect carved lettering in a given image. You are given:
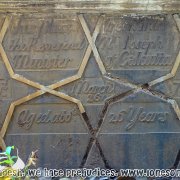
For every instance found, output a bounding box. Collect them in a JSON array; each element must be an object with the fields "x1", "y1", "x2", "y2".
[
  {"x1": 71, "y1": 80, "x2": 114, "y2": 95},
  {"x1": 103, "y1": 17, "x2": 166, "y2": 35},
  {"x1": 123, "y1": 36, "x2": 163, "y2": 54},
  {"x1": 17, "y1": 108, "x2": 77, "y2": 130},
  {"x1": 87, "y1": 93, "x2": 106, "y2": 103},
  {"x1": 13, "y1": 55, "x2": 72, "y2": 70},
  {"x1": 108, "y1": 106, "x2": 169, "y2": 130},
  {"x1": 8, "y1": 37, "x2": 86, "y2": 52},
  {"x1": 10, "y1": 19, "x2": 79, "y2": 35},
  {"x1": 97, "y1": 15, "x2": 176, "y2": 78},
  {"x1": 68, "y1": 80, "x2": 115, "y2": 103},
  {"x1": 120, "y1": 51, "x2": 171, "y2": 66},
  {"x1": 0, "y1": 79, "x2": 10, "y2": 98},
  {"x1": 97, "y1": 34, "x2": 172, "y2": 69}
]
